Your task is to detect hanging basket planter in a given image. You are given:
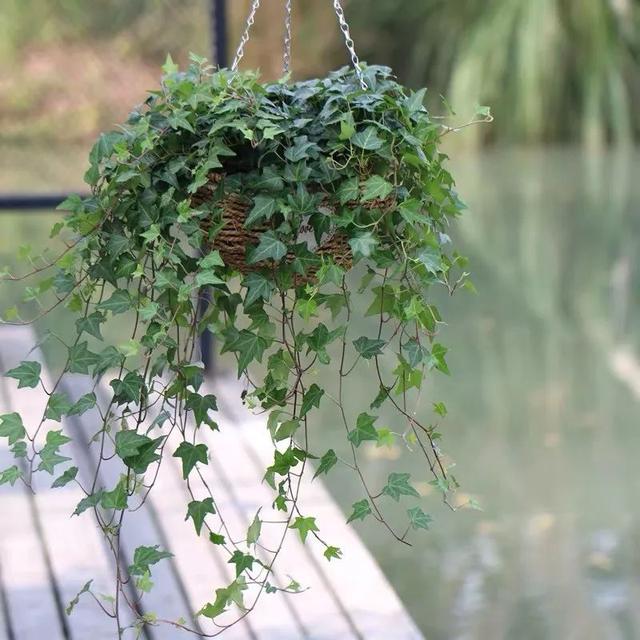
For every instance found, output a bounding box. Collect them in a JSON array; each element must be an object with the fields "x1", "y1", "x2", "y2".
[
  {"x1": 0, "y1": 1, "x2": 491, "y2": 635},
  {"x1": 192, "y1": 171, "x2": 357, "y2": 280}
]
